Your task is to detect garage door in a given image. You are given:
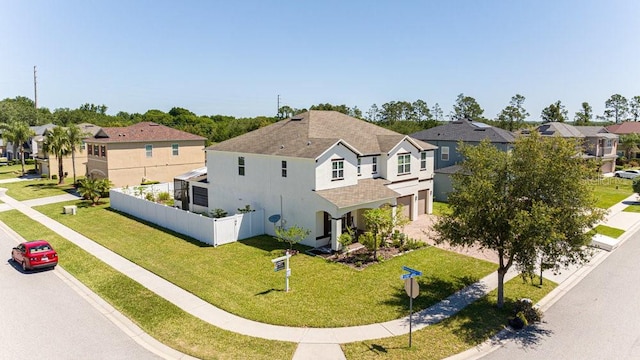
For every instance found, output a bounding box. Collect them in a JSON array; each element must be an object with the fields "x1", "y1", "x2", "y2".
[
  {"x1": 397, "y1": 195, "x2": 412, "y2": 220},
  {"x1": 418, "y1": 190, "x2": 428, "y2": 215}
]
